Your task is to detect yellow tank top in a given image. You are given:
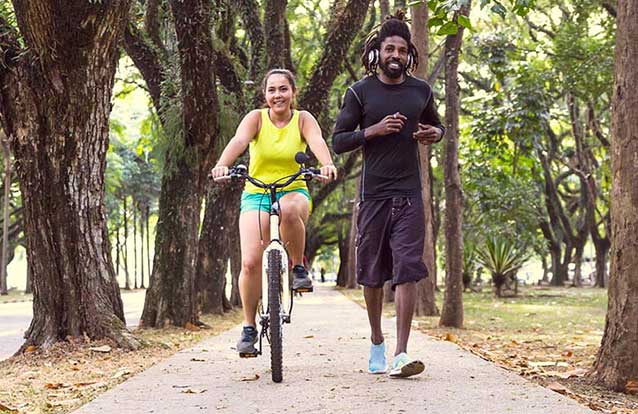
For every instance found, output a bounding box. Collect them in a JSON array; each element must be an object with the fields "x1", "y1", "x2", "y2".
[{"x1": 244, "y1": 108, "x2": 308, "y2": 194}]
